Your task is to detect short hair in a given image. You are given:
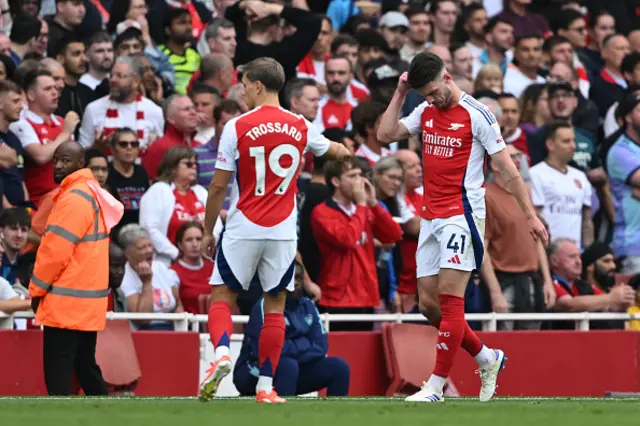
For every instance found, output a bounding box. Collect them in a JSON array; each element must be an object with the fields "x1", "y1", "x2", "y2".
[
  {"x1": 497, "y1": 92, "x2": 518, "y2": 102},
  {"x1": 460, "y1": 2, "x2": 485, "y2": 25},
  {"x1": 23, "y1": 69, "x2": 52, "y2": 91},
  {"x1": 85, "y1": 148, "x2": 108, "y2": 165},
  {"x1": 324, "y1": 157, "x2": 361, "y2": 194},
  {"x1": 430, "y1": 0, "x2": 456, "y2": 14},
  {"x1": 515, "y1": 34, "x2": 542, "y2": 48},
  {"x1": 0, "y1": 77, "x2": 20, "y2": 95},
  {"x1": 14, "y1": 59, "x2": 40, "y2": 88},
  {"x1": 543, "y1": 35, "x2": 572, "y2": 54},
  {"x1": 405, "y1": 7, "x2": 429, "y2": 21},
  {"x1": 213, "y1": 99, "x2": 241, "y2": 122},
  {"x1": 331, "y1": 34, "x2": 358, "y2": 54},
  {"x1": 10, "y1": 12, "x2": 41, "y2": 45},
  {"x1": 200, "y1": 54, "x2": 233, "y2": 80},
  {"x1": 548, "y1": 237, "x2": 577, "y2": 257},
  {"x1": 449, "y1": 42, "x2": 467, "y2": 57},
  {"x1": 0, "y1": 207, "x2": 31, "y2": 228},
  {"x1": 190, "y1": 83, "x2": 222, "y2": 101},
  {"x1": 407, "y1": 52, "x2": 445, "y2": 89},
  {"x1": 114, "y1": 55, "x2": 143, "y2": 78},
  {"x1": 241, "y1": 57, "x2": 285, "y2": 92},
  {"x1": 354, "y1": 29, "x2": 387, "y2": 51},
  {"x1": 550, "y1": 8, "x2": 584, "y2": 33},
  {"x1": 164, "y1": 7, "x2": 190, "y2": 31},
  {"x1": 484, "y1": 16, "x2": 512, "y2": 34},
  {"x1": 622, "y1": 52, "x2": 640, "y2": 76},
  {"x1": 204, "y1": 18, "x2": 234, "y2": 41},
  {"x1": 118, "y1": 223, "x2": 151, "y2": 250},
  {"x1": 284, "y1": 78, "x2": 317, "y2": 106},
  {"x1": 546, "y1": 121, "x2": 573, "y2": 142},
  {"x1": 157, "y1": 146, "x2": 196, "y2": 182},
  {"x1": 327, "y1": 54, "x2": 353, "y2": 72},
  {"x1": 603, "y1": 33, "x2": 625, "y2": 49},
  {"x1": 114, "y1": 27, "x2": 144, "y2": 50},
  {"x1": 163, "y1": 94, "x2": 191, "y2": 121},
  {"x1": 351, "y1": 101, "x2": 386, "y2": 137},
  {"x1": 86, "y1": 31, "x2": 112, "y2": 49},
  {"x1": 109, "y1": 127, "x2": 138, "y2": 146},
  {"x1": 52, "y1": 35, "x2": 84, "y2": 59},
  {"x1": 373, "y1": 156, "x2": 404, "y2": 180}
]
